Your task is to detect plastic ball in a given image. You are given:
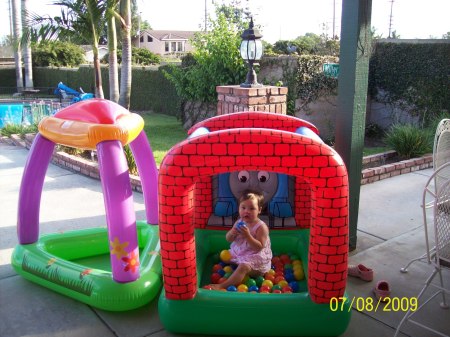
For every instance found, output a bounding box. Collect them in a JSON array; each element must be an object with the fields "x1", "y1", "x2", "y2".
[
  {"x1": 282, "y1": 285, "x2": 293, "y2": 293},
  {"x1": 217, "y1": 269, "x2": 225, "y2": 277},
  {"x1": 278, "y1": 280, "x2": 288, "y2": 288},
  {"x1": 211, "y1": 273, "x2": 221, "y2": 284},
  {"x1": 220, "y1": 250, "x2": 232, "y2": 263},
  {"x1": 218, "y1": 277, "x2": 227, "y2": 284},
  {"x1": 223, "y1": 266, "x2": 233, "y2": 273},
  {"x1": 224, "y1": 272, "x2": 232, "y2": 279},
  {"x1": 242, "y1": 275, "x2": 250, "y2": 284},
  {"x1": 236, "y1": 221, "x2": 247, "y2": 230},
  {"x1": 255, "y1": 275, "x2": 265, "y2": 287},
  {"x1": 264, "y1": 274, "x2": 275, "y2": 283},
  {"x1": 203, "y1": 285, "x2": 213, "y2": 290},
  {"x1": 284, "y1": 263, "x2": 293, "y2": 270},
  {"x1": 294, "y1": 268, "x2": 304, "y2": 281},
  {"x1": 237, "y1": 284, "x2": 248, "y2": 292},
  {"x1": 272, "y1": 284, "x2": 282, "y2": 292},
  {"x1": 271, "y1": 256, "x2": 281, "y2": 265},
  {"x1": 274, "y1": 276, "x2": 286, "y2": 284},
  {"x1": 274, "y1": 262, "x2": 284, "y2": 270},
  {"x1": 272, "y1": 289, "x2": 282, "y2": 294},
  {"x1": 280, "y1": 254, "x2": 291, "y2": 264},
  {"x1": 248, "y1": 285, "x2": 259, "y2": 292},
  {"x1": 259, "y1": 285, "x2": 271, "y2": 293},
  {"x1": 246, "y1": 278, "x2": 256, "y2": 288},
  {"x1": 288, "y1": 281, "x2": 299, "y2": 293},
  {"x1": 285, "y1": 272, "x2": 295, "y2": 282},
  {"x1": 227, "y1": 285, "x2": 237, "y2": 292},
  {"x1": 261, "y1": 280, "x2": 273, "y2": 289},
  {"x1": 212, "y1": 264, "x2": 222, "y2": 272}
]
